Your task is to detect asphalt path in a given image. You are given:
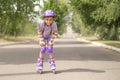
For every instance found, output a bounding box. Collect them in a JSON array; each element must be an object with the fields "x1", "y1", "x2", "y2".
[{"x1": 0, "y1": 36, "x2": 120, "y2": 80}]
